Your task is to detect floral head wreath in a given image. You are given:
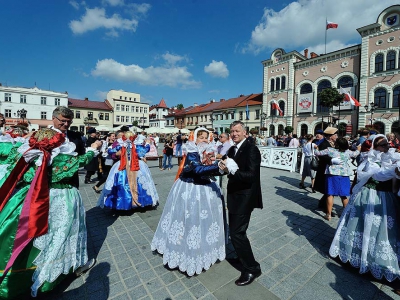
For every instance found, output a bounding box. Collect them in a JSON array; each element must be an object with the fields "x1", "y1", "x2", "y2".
[{"x1": 194, "y1": 127, "x2": 210, "y2": 141}]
